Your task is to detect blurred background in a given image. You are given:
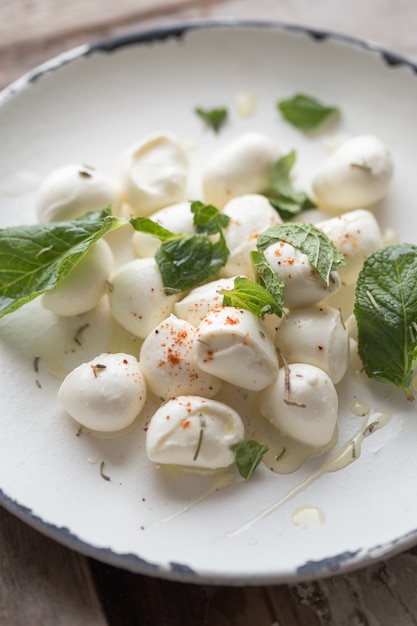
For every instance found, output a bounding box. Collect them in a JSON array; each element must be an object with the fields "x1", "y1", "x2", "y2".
[{"x1": 1, "y1": 0, "x2": 417, "y2": 89}]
